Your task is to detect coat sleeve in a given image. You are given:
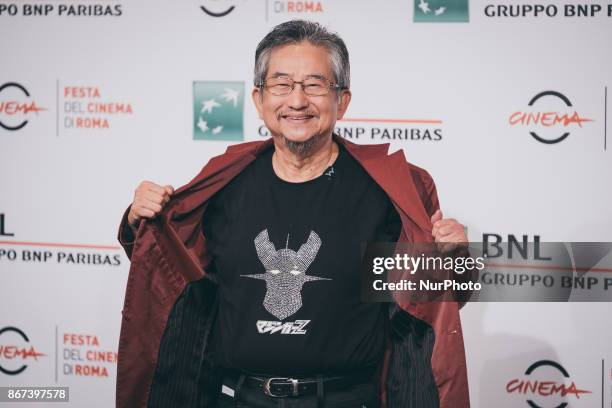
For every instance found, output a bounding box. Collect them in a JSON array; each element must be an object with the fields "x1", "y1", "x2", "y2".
[
  {"x1": 407, "y1": 163, "x2": 440, "y2": 218},
  {"x1": 408, "y1": 163, "x2": 478, "y2": 308},
  {"x1": 117, "y1": 205, "x2": 137, "y2": 260}
]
